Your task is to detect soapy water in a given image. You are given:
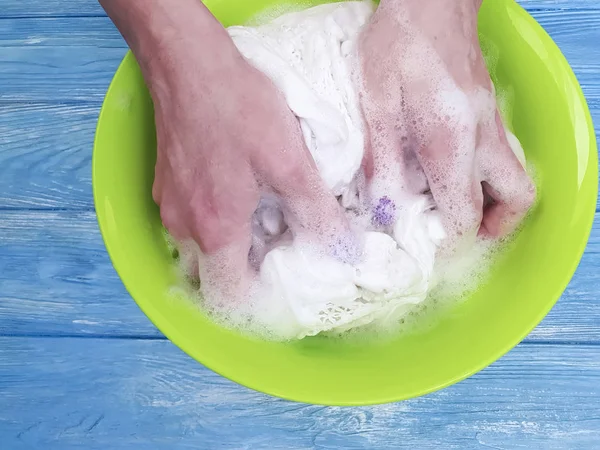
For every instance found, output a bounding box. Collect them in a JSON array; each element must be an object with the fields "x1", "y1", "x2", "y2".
[
  {"x1": 166, "y1": 214, "x2": 534, "y2": 343},
  {"x1": 165, "y1": 217, "x2": 531, "y2": 342},
  {"x1": 164, "y1": 1, "x2": 537, "y2": 341}
]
